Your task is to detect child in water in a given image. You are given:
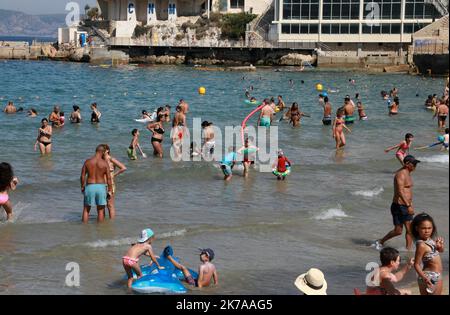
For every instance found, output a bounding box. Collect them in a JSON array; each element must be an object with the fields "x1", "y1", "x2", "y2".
[
  {"x1": 163, "y1": 246, "x2": 218, "y2": 288},
  {"x1": 128, "y1": 129, "x2": 146, "y2": 160},
  {"x1": 122, "y1": 228, "x2": 165, "y2": 288},
  {"x1": 273, "y1": 150, "x2": 292, "y2": 180},
  {"x1": 385, "y1": 133, "x2": 414, "y2": 165},
  {"x1": 0, "y1": 162, "x2": 19, "y2": 221},
  {"x1": 59, "y1": 112, "x2": 65, "y2": 126},
  {"x1": 412, "y1": 213, "x2": 444, "y2": 295}
]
